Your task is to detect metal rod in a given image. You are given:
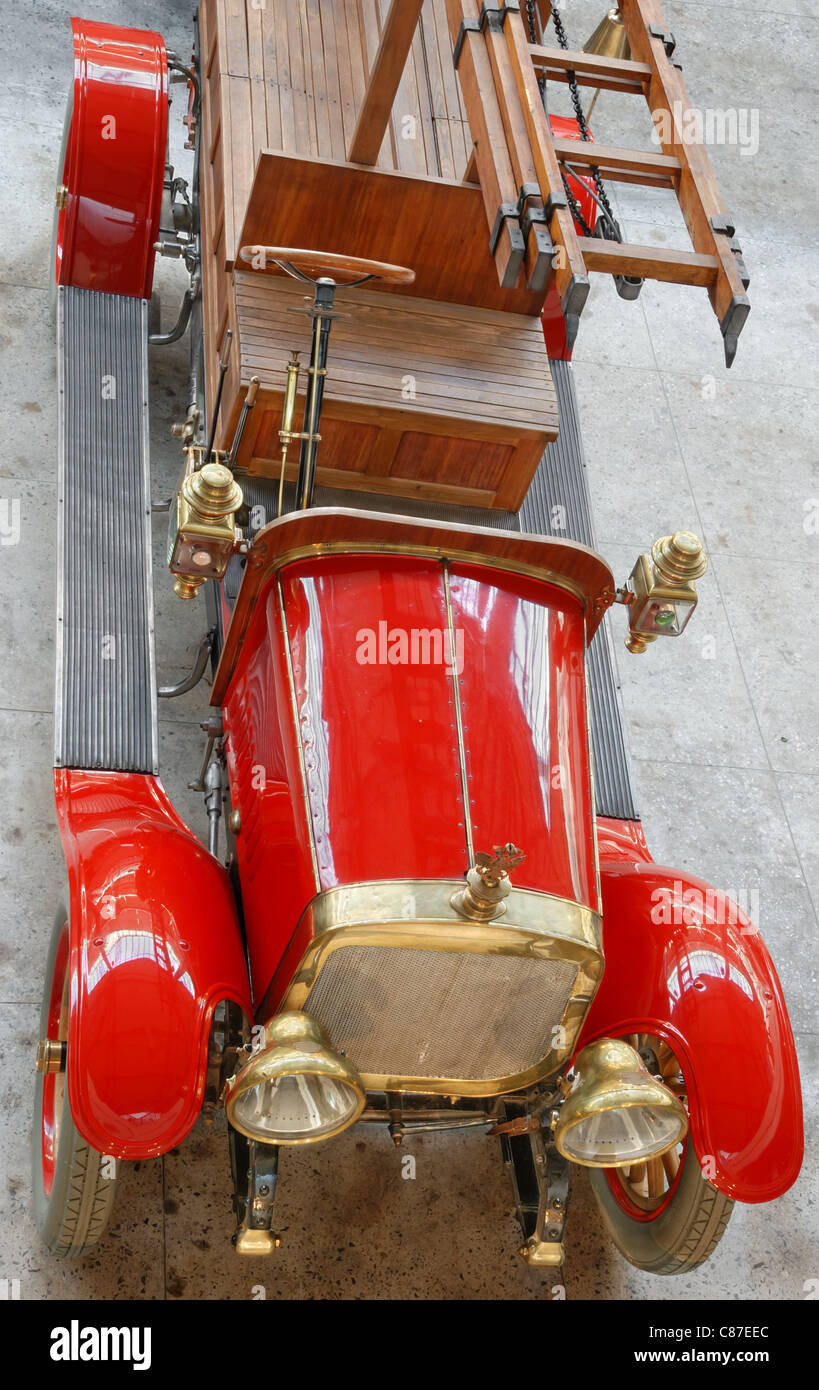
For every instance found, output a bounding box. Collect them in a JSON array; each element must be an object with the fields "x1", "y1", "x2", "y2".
[
  {"x1": 226, "y1": 375, "x2": 260, "y2": 471},
  {"x1": 277, "y1": 353, "x2": 301, "y2": 516},
  {"x1": 149, "y1": 276, "x2": 198, "y2": 346},
  {"x1": 295, "y1": 280, "x2": 336, "y2": 510},
  {"x1": 158, "y1": 629, "x2": 214, "y2": 698},
  {"x1": 205, "y1": 327, "x2": 233, "y2": 460}
]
